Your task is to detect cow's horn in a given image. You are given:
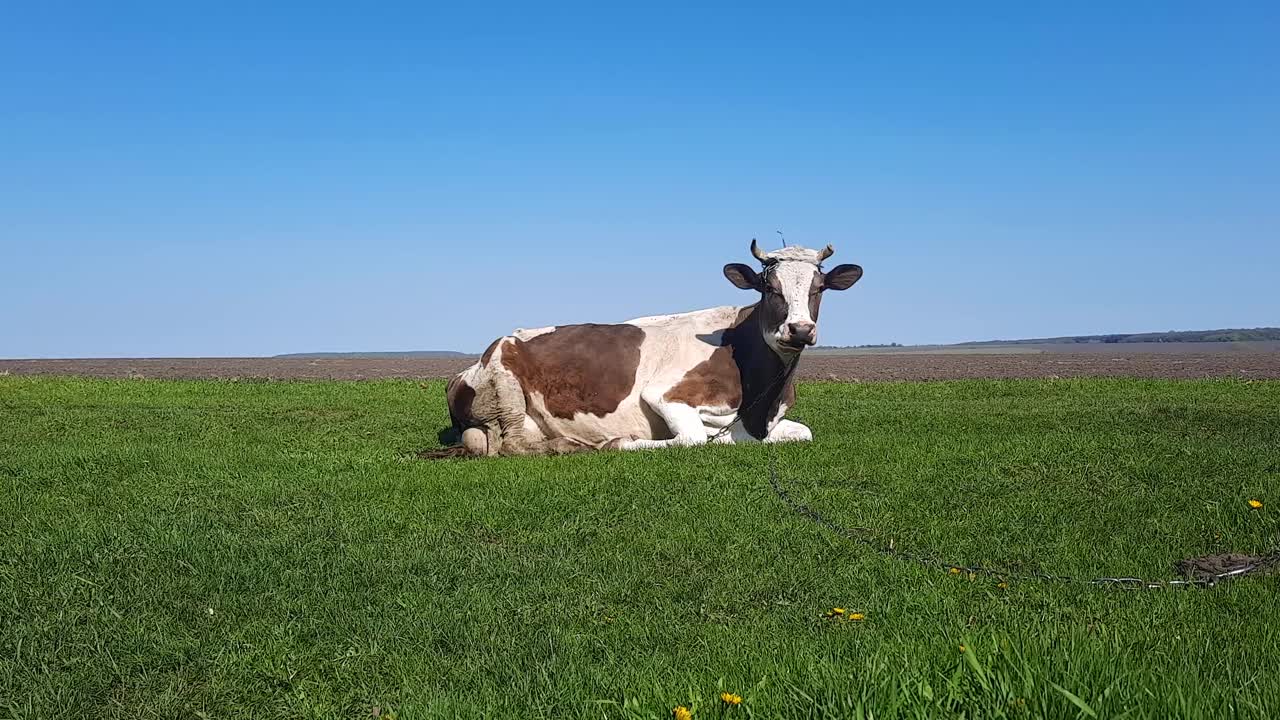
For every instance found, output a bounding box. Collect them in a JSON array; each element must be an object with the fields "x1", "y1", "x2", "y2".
[
  {"x1": 818, "y1": 244, "x2": 835, "y2": 262},
  {"x1": 750, "y1": 238, "x2": 771, "y2": 263}
]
